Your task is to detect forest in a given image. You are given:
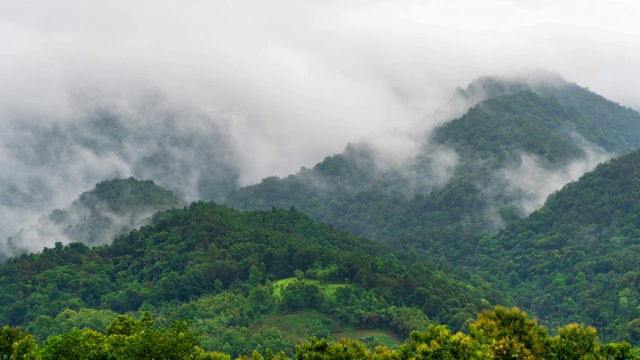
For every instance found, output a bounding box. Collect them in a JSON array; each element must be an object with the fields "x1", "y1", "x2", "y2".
[{"x1": 3, "y1": 74, "x2": 640, "y2": 358}]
